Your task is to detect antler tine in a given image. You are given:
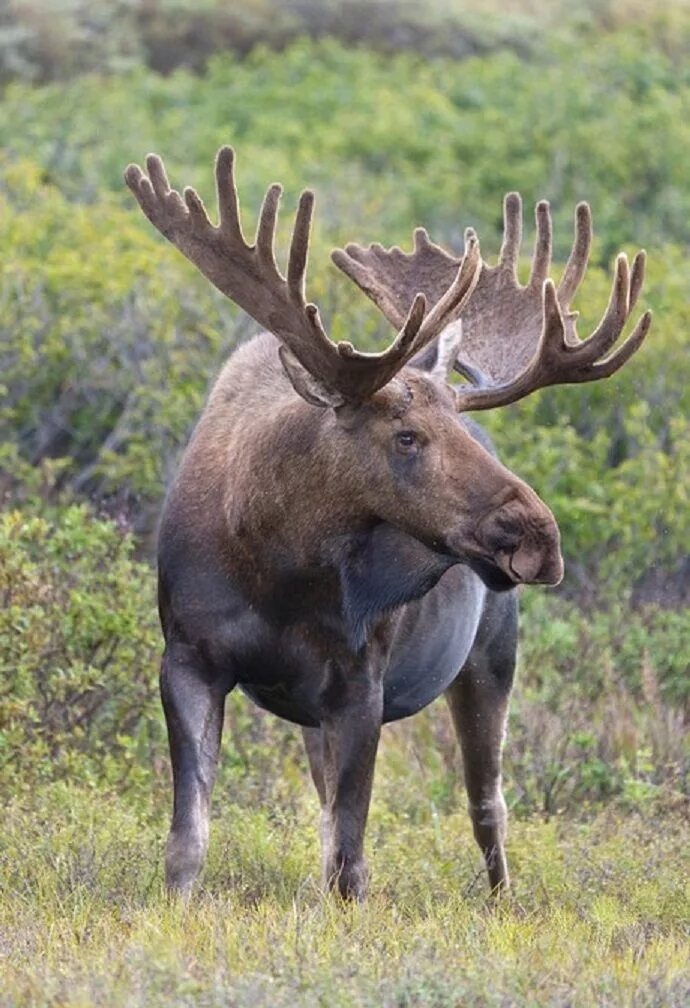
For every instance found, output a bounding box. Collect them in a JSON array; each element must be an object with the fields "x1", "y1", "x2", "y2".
[
  {"x1": 529, "y1": 200, "x2": 553, "y2": 289},
  {"x1": 629, "y1": 250, "x2": 646, "y2": 312},
  {"x1": 568, "y1": 252, "x2": 631, "y2": 363},
  {"x1": 215, "y1": 145, "x2": 244, "y2": 242},
  {"x1": 183, "y1": 185, "x2": 213, "y2": 232},
  {"x1": 147, "y1": 154, "x2": 171, "y2": 200},
  {"x1": 588, "y1": 308, "x2": 652, "y2": 378},
  {"x1": 255, "y1": 183, "x2": 282, "y2": 267},
  {"x1": 287, "y1": 190, "x2": 315, "y2": 303},
  {"x1": 558, "y1": 201, "x2": 592, "y2": 304},
  {"x1": 498, "y1": 192, "x2": 523, "y2": 276}
]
